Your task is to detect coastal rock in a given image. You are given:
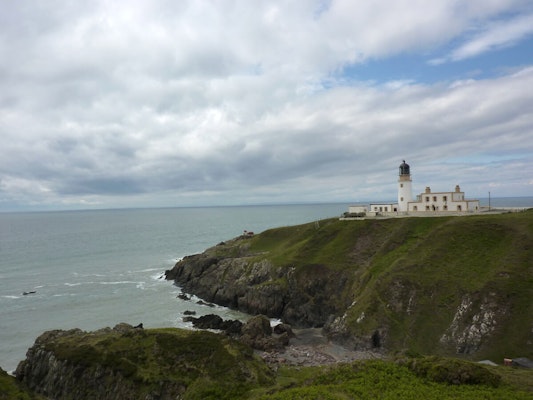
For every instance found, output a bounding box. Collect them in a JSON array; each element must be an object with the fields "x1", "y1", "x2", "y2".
[
  {"x1": 440, "y1": 293, "x2": 506, "y2": 354},
  {"x1": 273, "y1": 323, "x2": 295, "y2": 338},
  {"x1": 183, "y1": 313, "x2": 244, "y2": 335},
  {"x1": 239, "y1": 315, "x2": 289, "y2": 351},
  {"x1": 16, "y1": 325, "x2": 273, "y2": 399},
  {"x1": 166, "y1": 248, "x2": 350, "y2": 328}
]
